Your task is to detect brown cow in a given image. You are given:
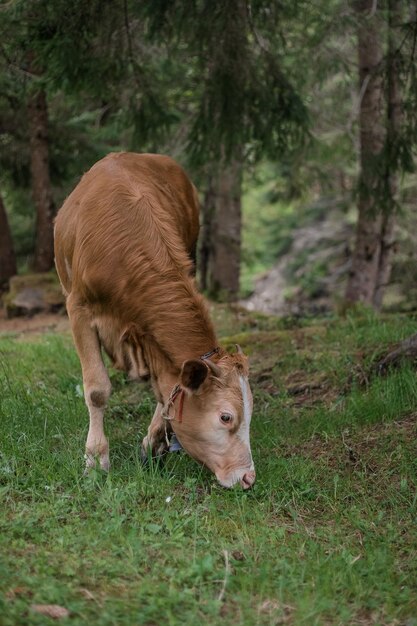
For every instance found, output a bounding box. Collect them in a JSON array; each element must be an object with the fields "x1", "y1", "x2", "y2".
[{"x1": 54, "y1": 152, "x2": 255, "y2": 489}]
